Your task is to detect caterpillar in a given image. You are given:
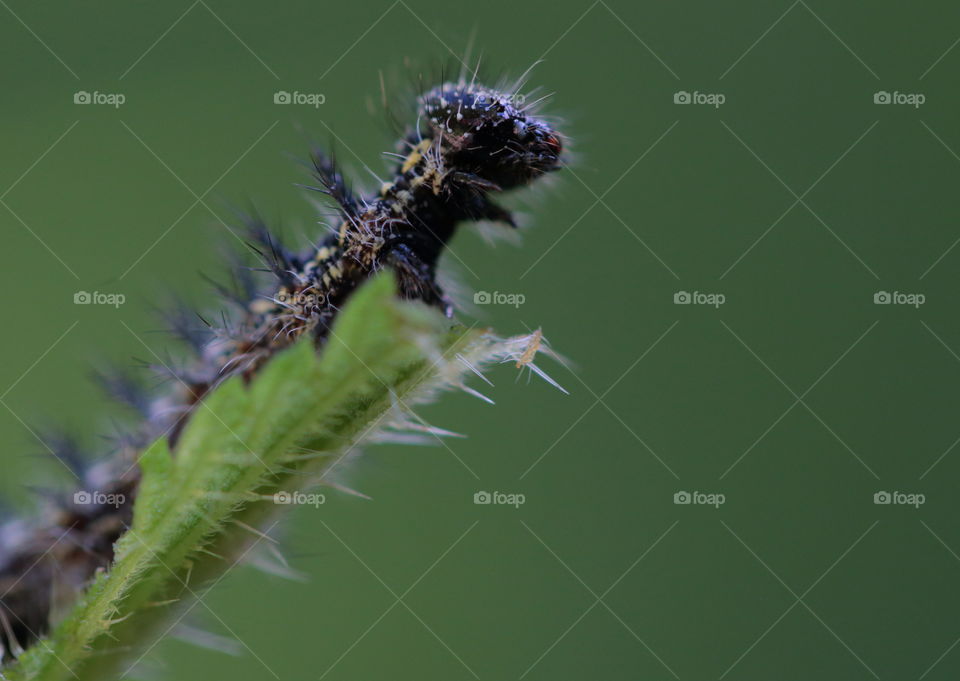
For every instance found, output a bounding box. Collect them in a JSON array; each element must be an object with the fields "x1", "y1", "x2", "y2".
[{"x1": 0, "y1": 73, "x2": 563, "y2": 666}]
